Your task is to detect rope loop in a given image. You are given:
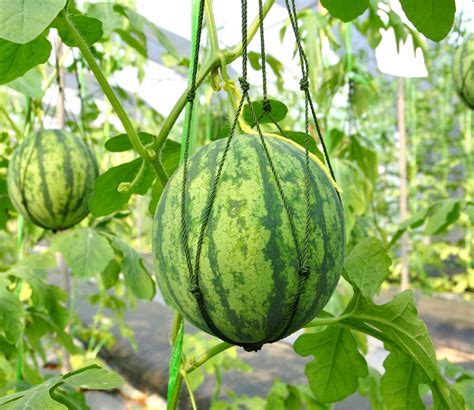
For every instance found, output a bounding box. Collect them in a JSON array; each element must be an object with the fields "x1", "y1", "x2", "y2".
[
  {"x1": 189, "y1": 285, "x2": 203, "y2": 299},
  {"x1": 238, "y1": 77, "x2": 250, "y2": 92},
  {"x1": 298, "y1": 264, "x2": 310, "y2": 279},
  {"x1": 186, "y1": 90, "x2": 196, "y2": 102},
  {"x1": 299, "y1": 77, "x2": 309, "y2": 92},
  {"x1": 262, "y1": 98, "x2": 272, "y2": 113}
]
